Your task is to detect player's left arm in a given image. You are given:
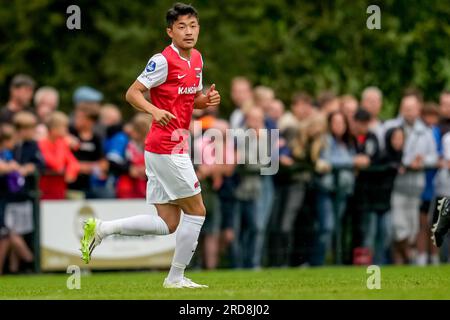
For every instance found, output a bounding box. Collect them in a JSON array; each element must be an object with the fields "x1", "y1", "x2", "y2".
[{"x1": 194, "y1": 84, "x2": 220, "y2": 109}]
